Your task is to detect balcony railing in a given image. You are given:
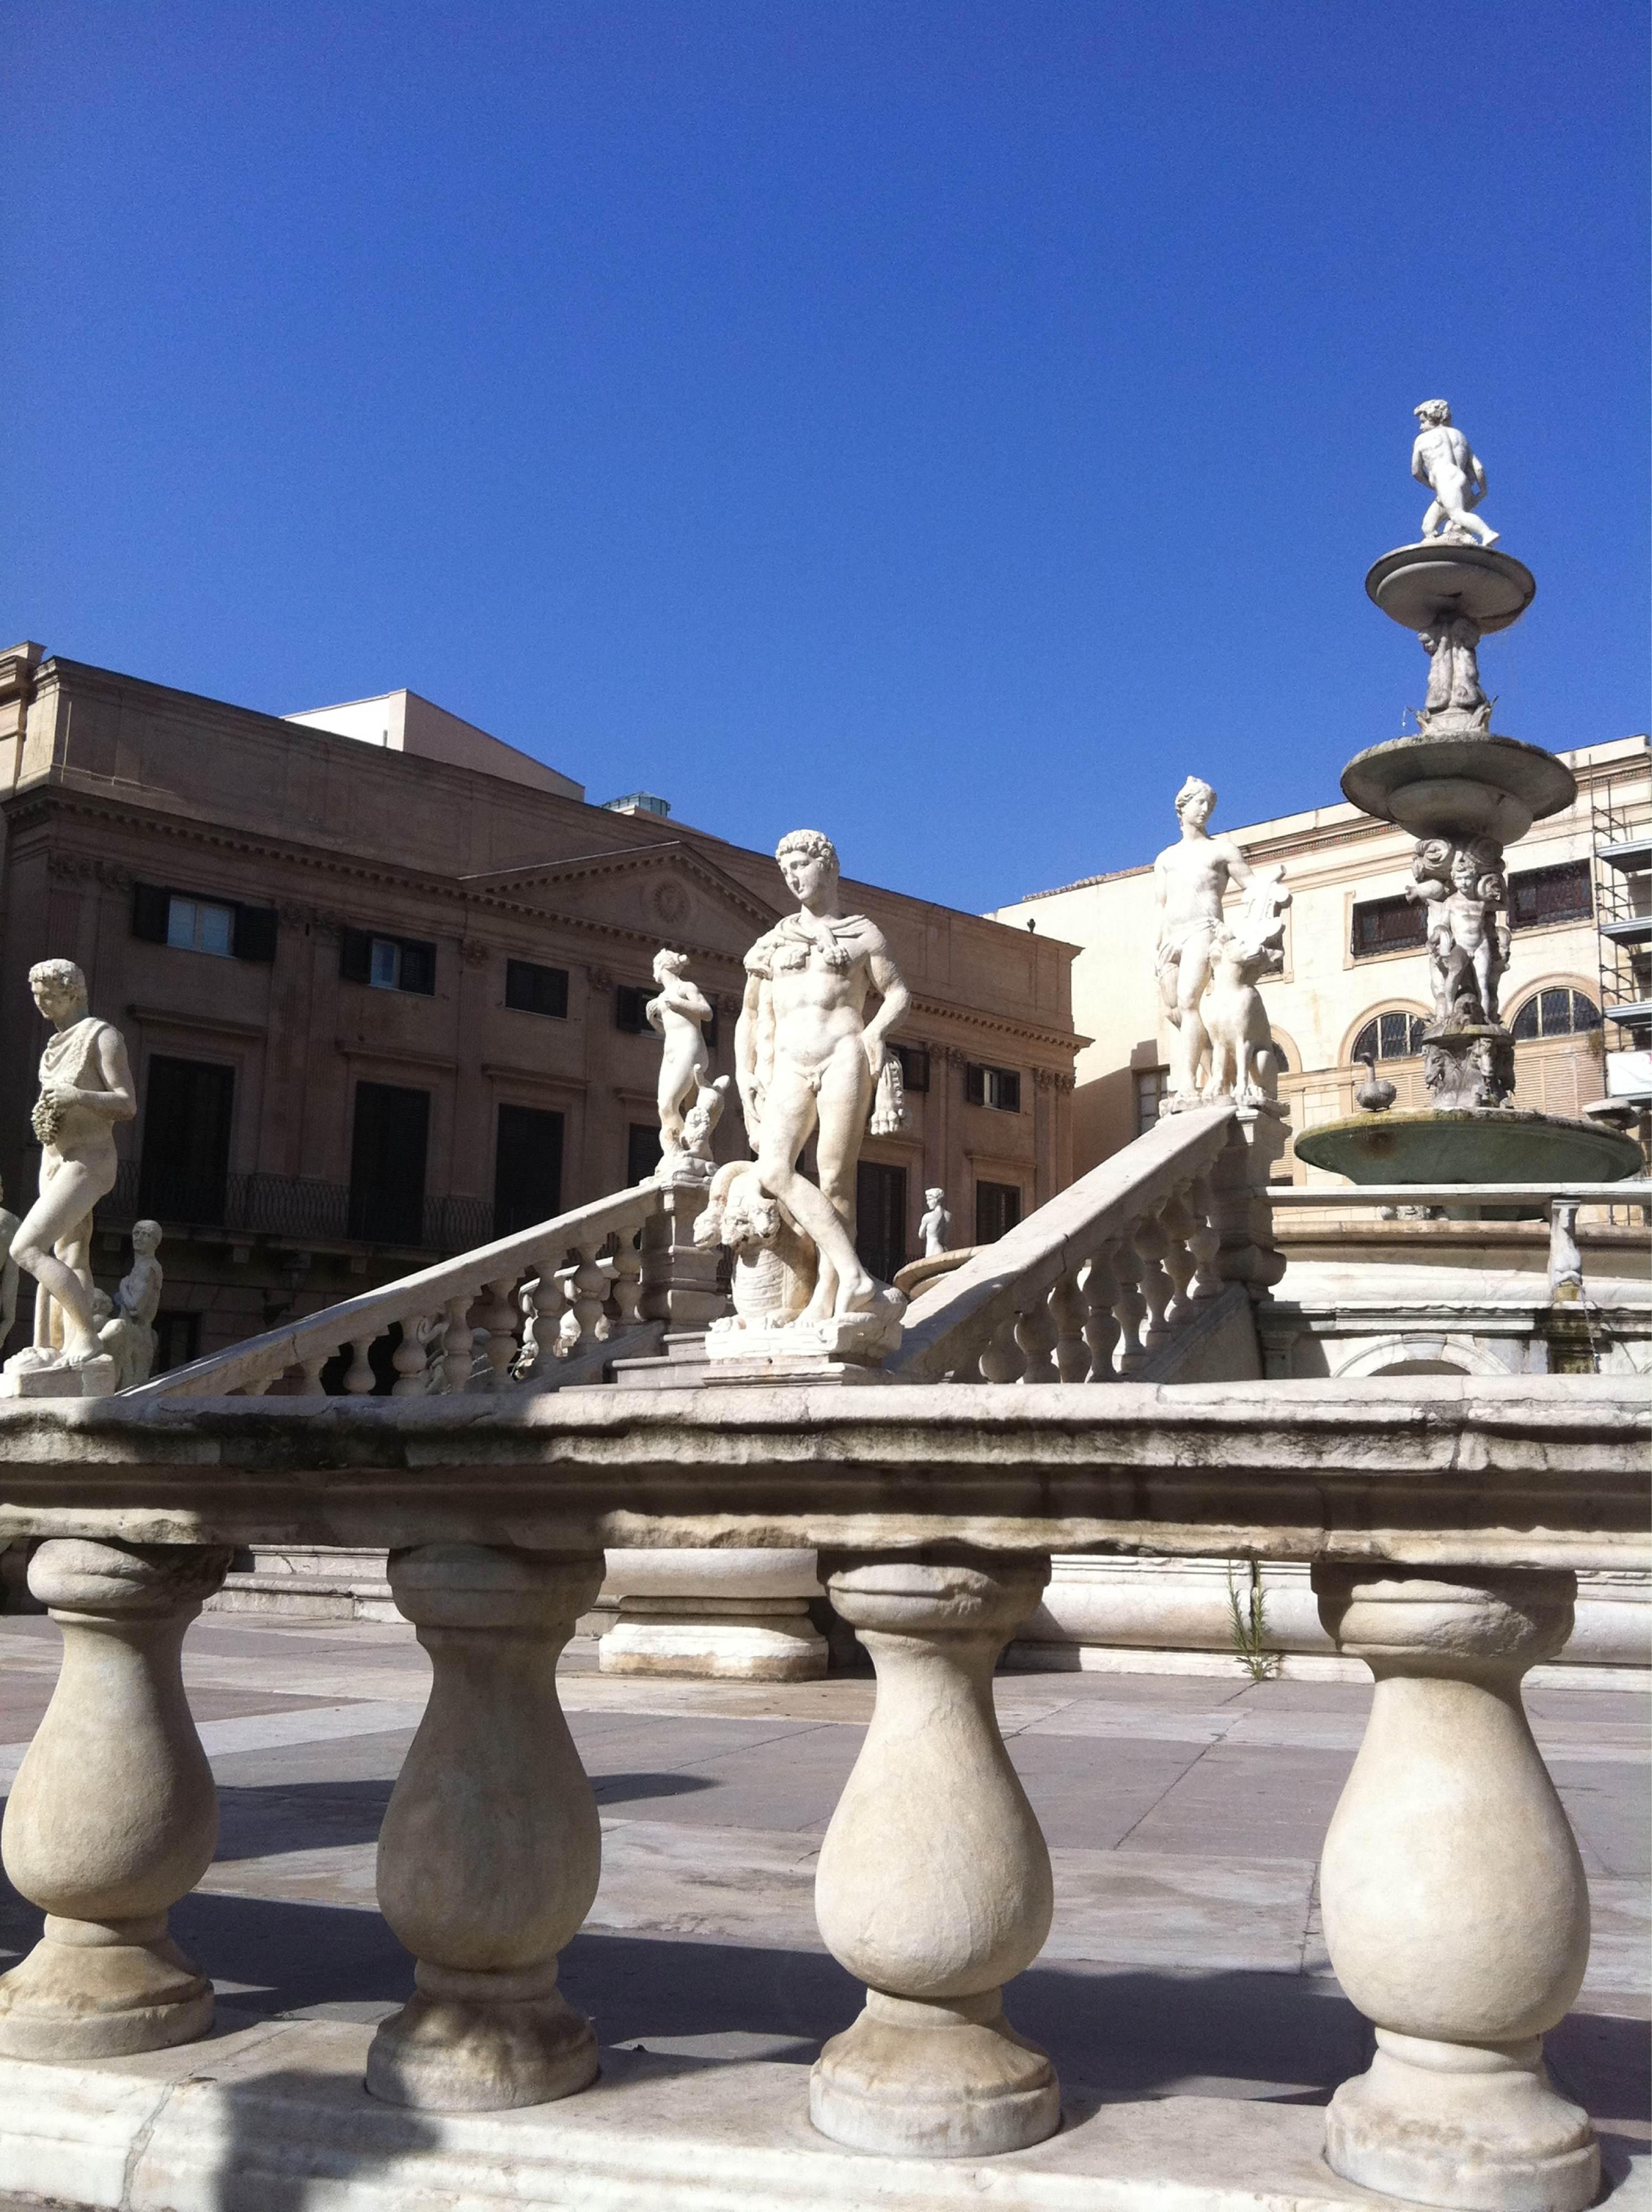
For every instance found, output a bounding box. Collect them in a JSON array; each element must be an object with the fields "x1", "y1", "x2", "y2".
[{"x1": 96, "y1": 1159, "x2": 502, "y2": 1254}]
